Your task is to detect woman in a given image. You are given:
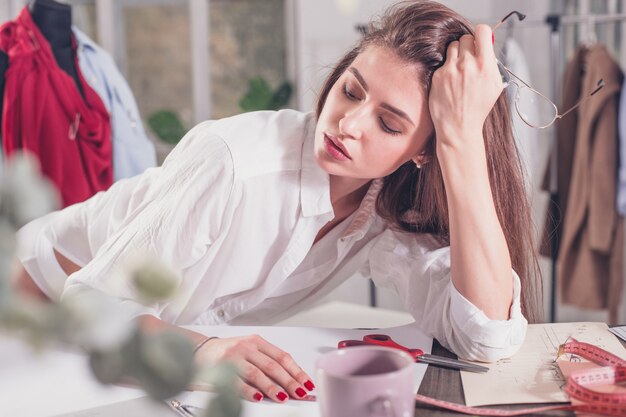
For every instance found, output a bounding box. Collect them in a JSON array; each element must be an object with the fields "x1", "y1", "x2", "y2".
[{"x1": 15, "y1": 0, "x2": 541, "y2": 404}]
